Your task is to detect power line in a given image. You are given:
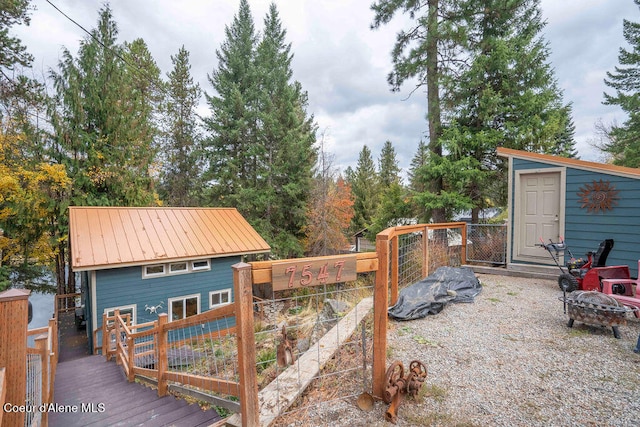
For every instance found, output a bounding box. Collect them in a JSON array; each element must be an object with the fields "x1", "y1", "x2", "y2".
[{"x1": 44, "y1": 0, "x2": 167, "y2": 94}]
